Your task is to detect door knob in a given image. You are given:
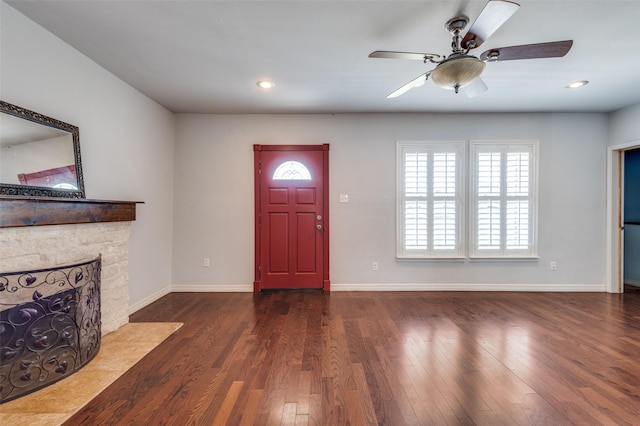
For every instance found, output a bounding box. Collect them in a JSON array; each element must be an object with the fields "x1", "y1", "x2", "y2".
[{"x1": 316, "y1": 224, "x2": 323, "y2": 231}]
